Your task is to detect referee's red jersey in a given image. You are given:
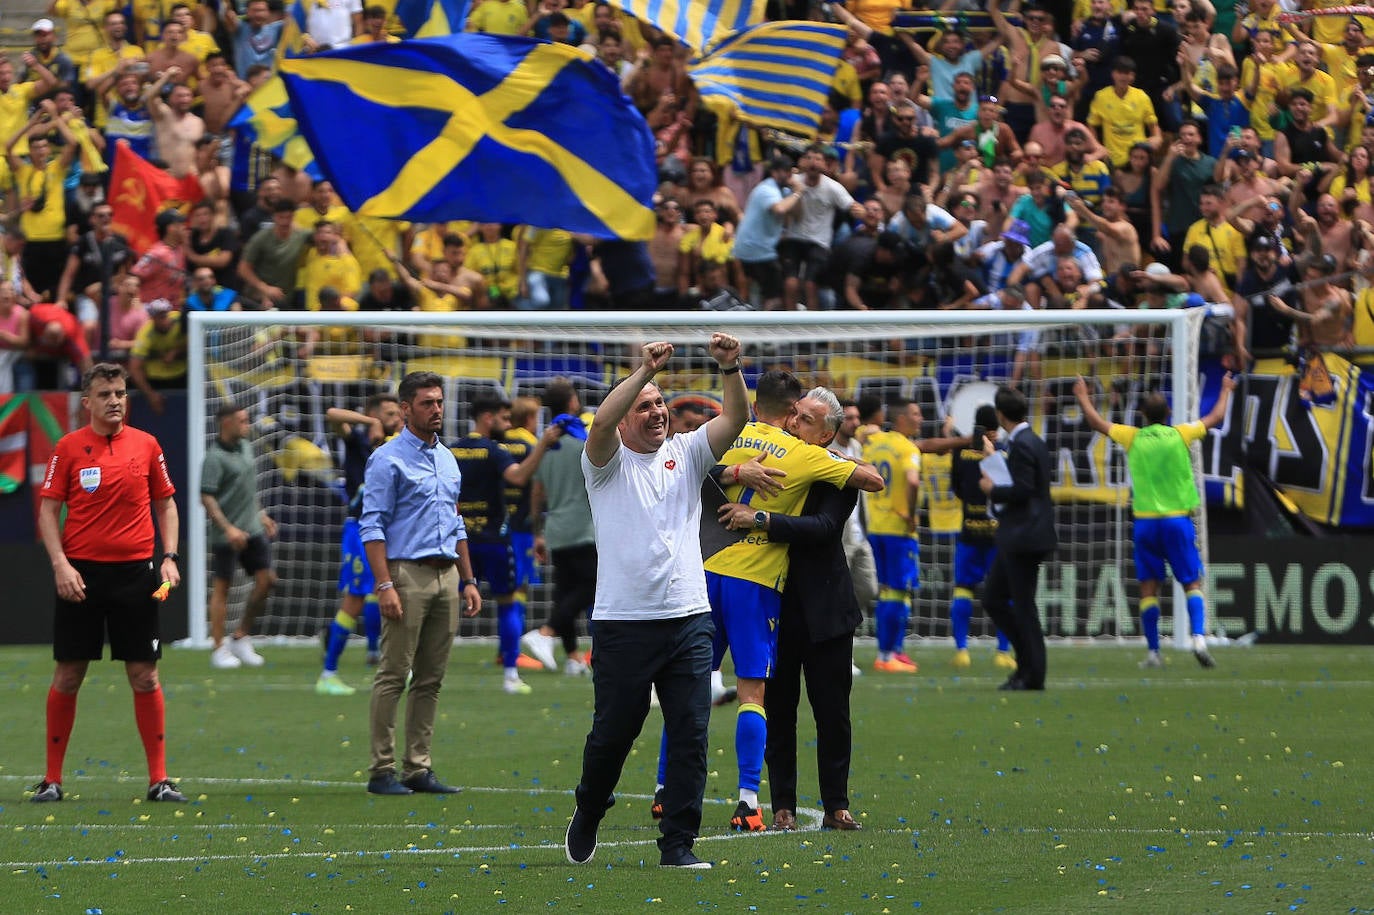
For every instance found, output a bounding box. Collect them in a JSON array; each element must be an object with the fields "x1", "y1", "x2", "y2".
[{"x1": 41, "y1": 425, "x2": 177, "y2": 562}]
